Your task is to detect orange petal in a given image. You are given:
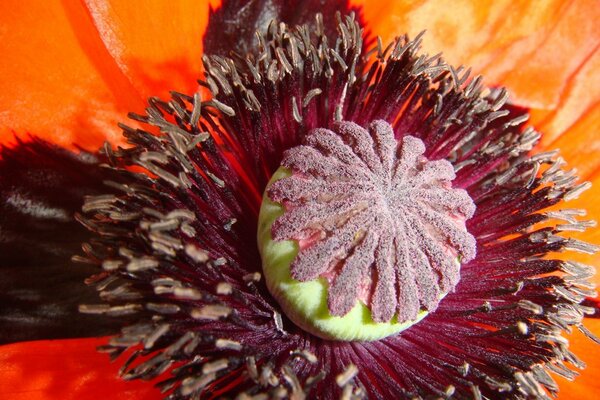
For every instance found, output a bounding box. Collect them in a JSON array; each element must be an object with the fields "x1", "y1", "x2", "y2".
[
  {"x1": 0, "y1": 337, "x2": 162, "y2": 400},
  {"x1": 0, "y1": 0, "x2": 144, "y2": 150},
  {"x1": 537, "y1": 103, "x2": 600, "y2": 181},
  {"x1": 83, "y1": 0, "x2": 220, "y2": 100},
  {"x1": 531, "y1": 45, "x2": 600, "y2": 148},
  {"x1": 0, "y1": 0, "x2": 219, "y2": 150},
  {"x1": 482, "y1": 0, "x2": 599, "y2": 111},
  {"x1": 355, "y1": 0, "x2": 600, "y2": 111}
]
